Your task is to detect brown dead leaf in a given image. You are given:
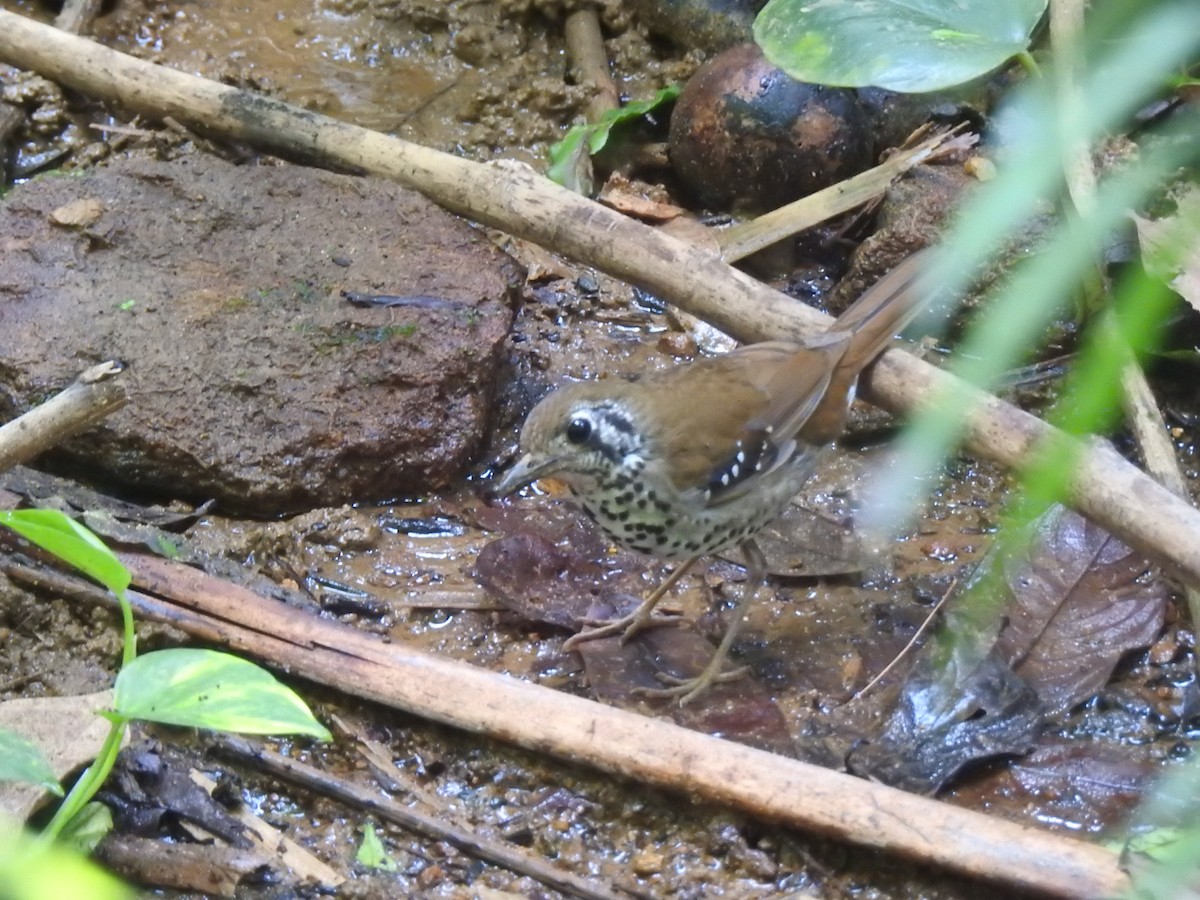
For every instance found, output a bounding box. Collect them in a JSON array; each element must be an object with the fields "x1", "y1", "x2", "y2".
[
  {"x1": 994, "y1": 505, "x2": 1168, "y2": 716},
  {"x1": 474, "y1": 498, "x2": 648, "y2": 628},
  {"x1": 598, "y1": 173, "x2": 684, "y2": 223},
  {"x1": 573, "y1": 596, "x2": 796, "y2": 756}
]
